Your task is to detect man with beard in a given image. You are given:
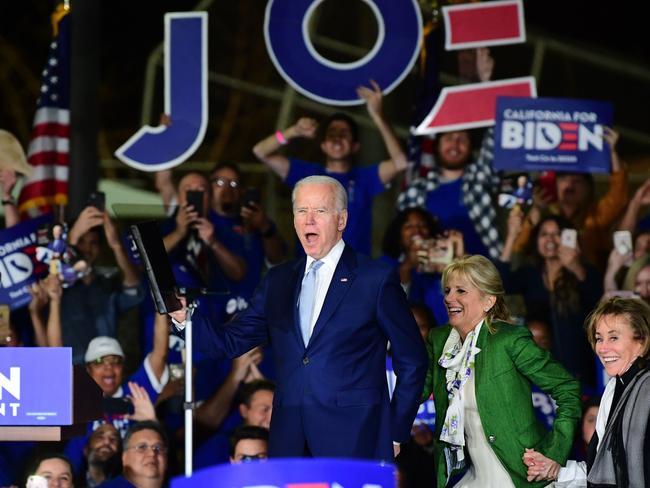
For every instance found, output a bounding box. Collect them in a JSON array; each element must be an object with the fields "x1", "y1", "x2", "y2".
[
  {"x1": 83, "y1": 424, "x2": 122, "y2": 487},
  {"x1": 397, "y1": 49, "x2": 501, "y2": 259}
]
